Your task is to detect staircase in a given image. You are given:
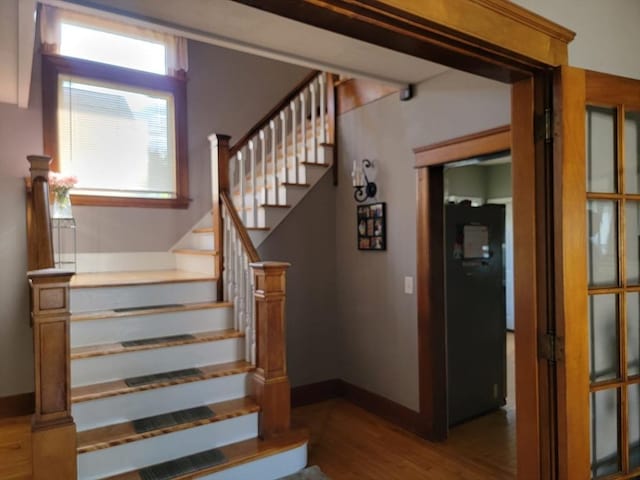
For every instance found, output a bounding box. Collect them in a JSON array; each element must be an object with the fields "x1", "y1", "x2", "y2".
[
  {"x1": 23, "y1": 69, "x2": 336, "y2": 479},
  {"x1": 67, "y1": 269, "x2": 305, "y2": 479}
]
